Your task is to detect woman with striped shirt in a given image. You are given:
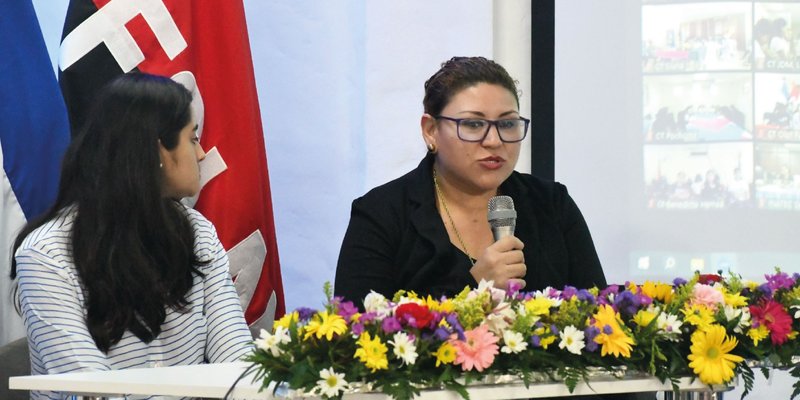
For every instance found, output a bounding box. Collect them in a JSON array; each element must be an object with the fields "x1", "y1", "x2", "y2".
[{"x1": 10, "y1": 73, "x2": 253, "y2": 399}]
